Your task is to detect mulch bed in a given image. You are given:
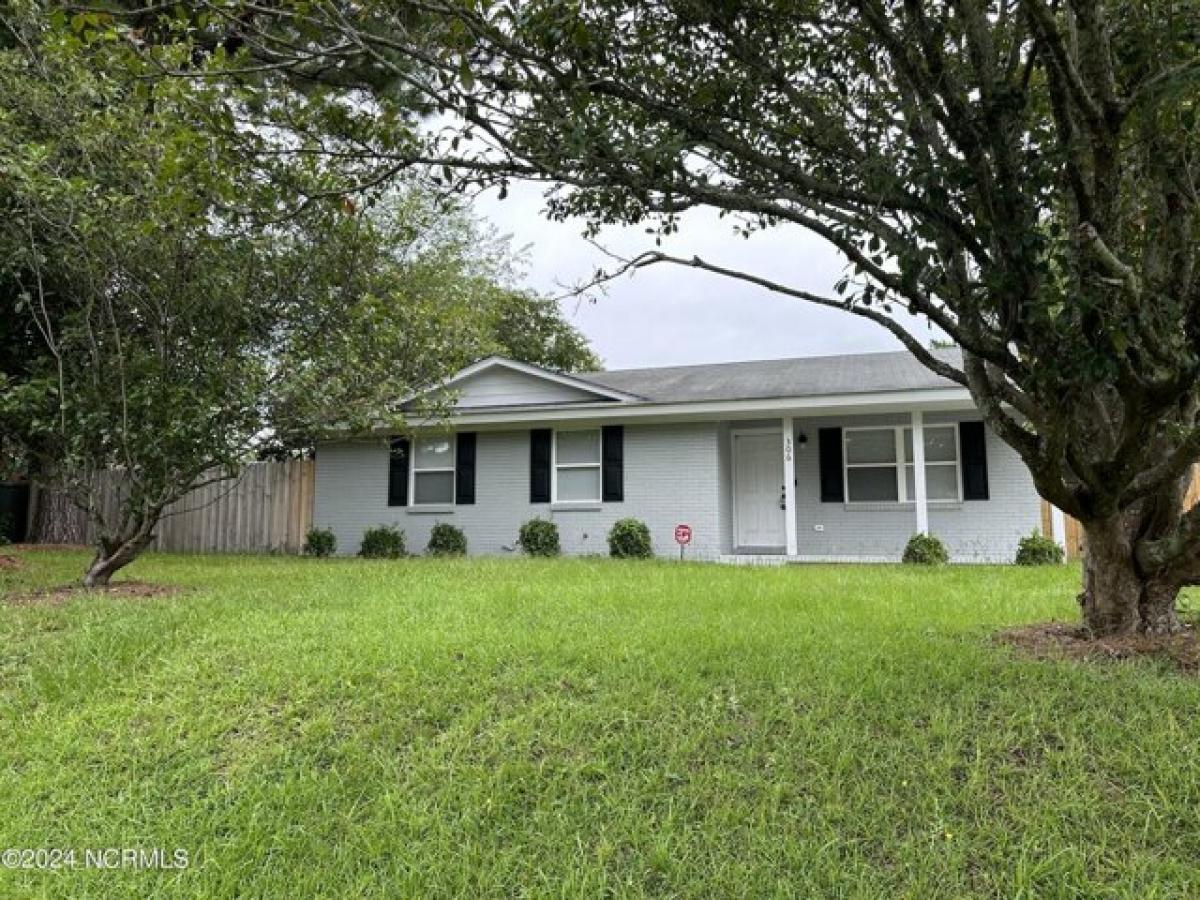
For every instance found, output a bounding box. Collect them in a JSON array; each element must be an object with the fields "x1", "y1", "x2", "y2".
[
  {"x1": 998, "y1": 621, "x2": 1200, "y2": 673},
  {"x1": 4, "y1": 581, "x2": 181, "y2": 608}
]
